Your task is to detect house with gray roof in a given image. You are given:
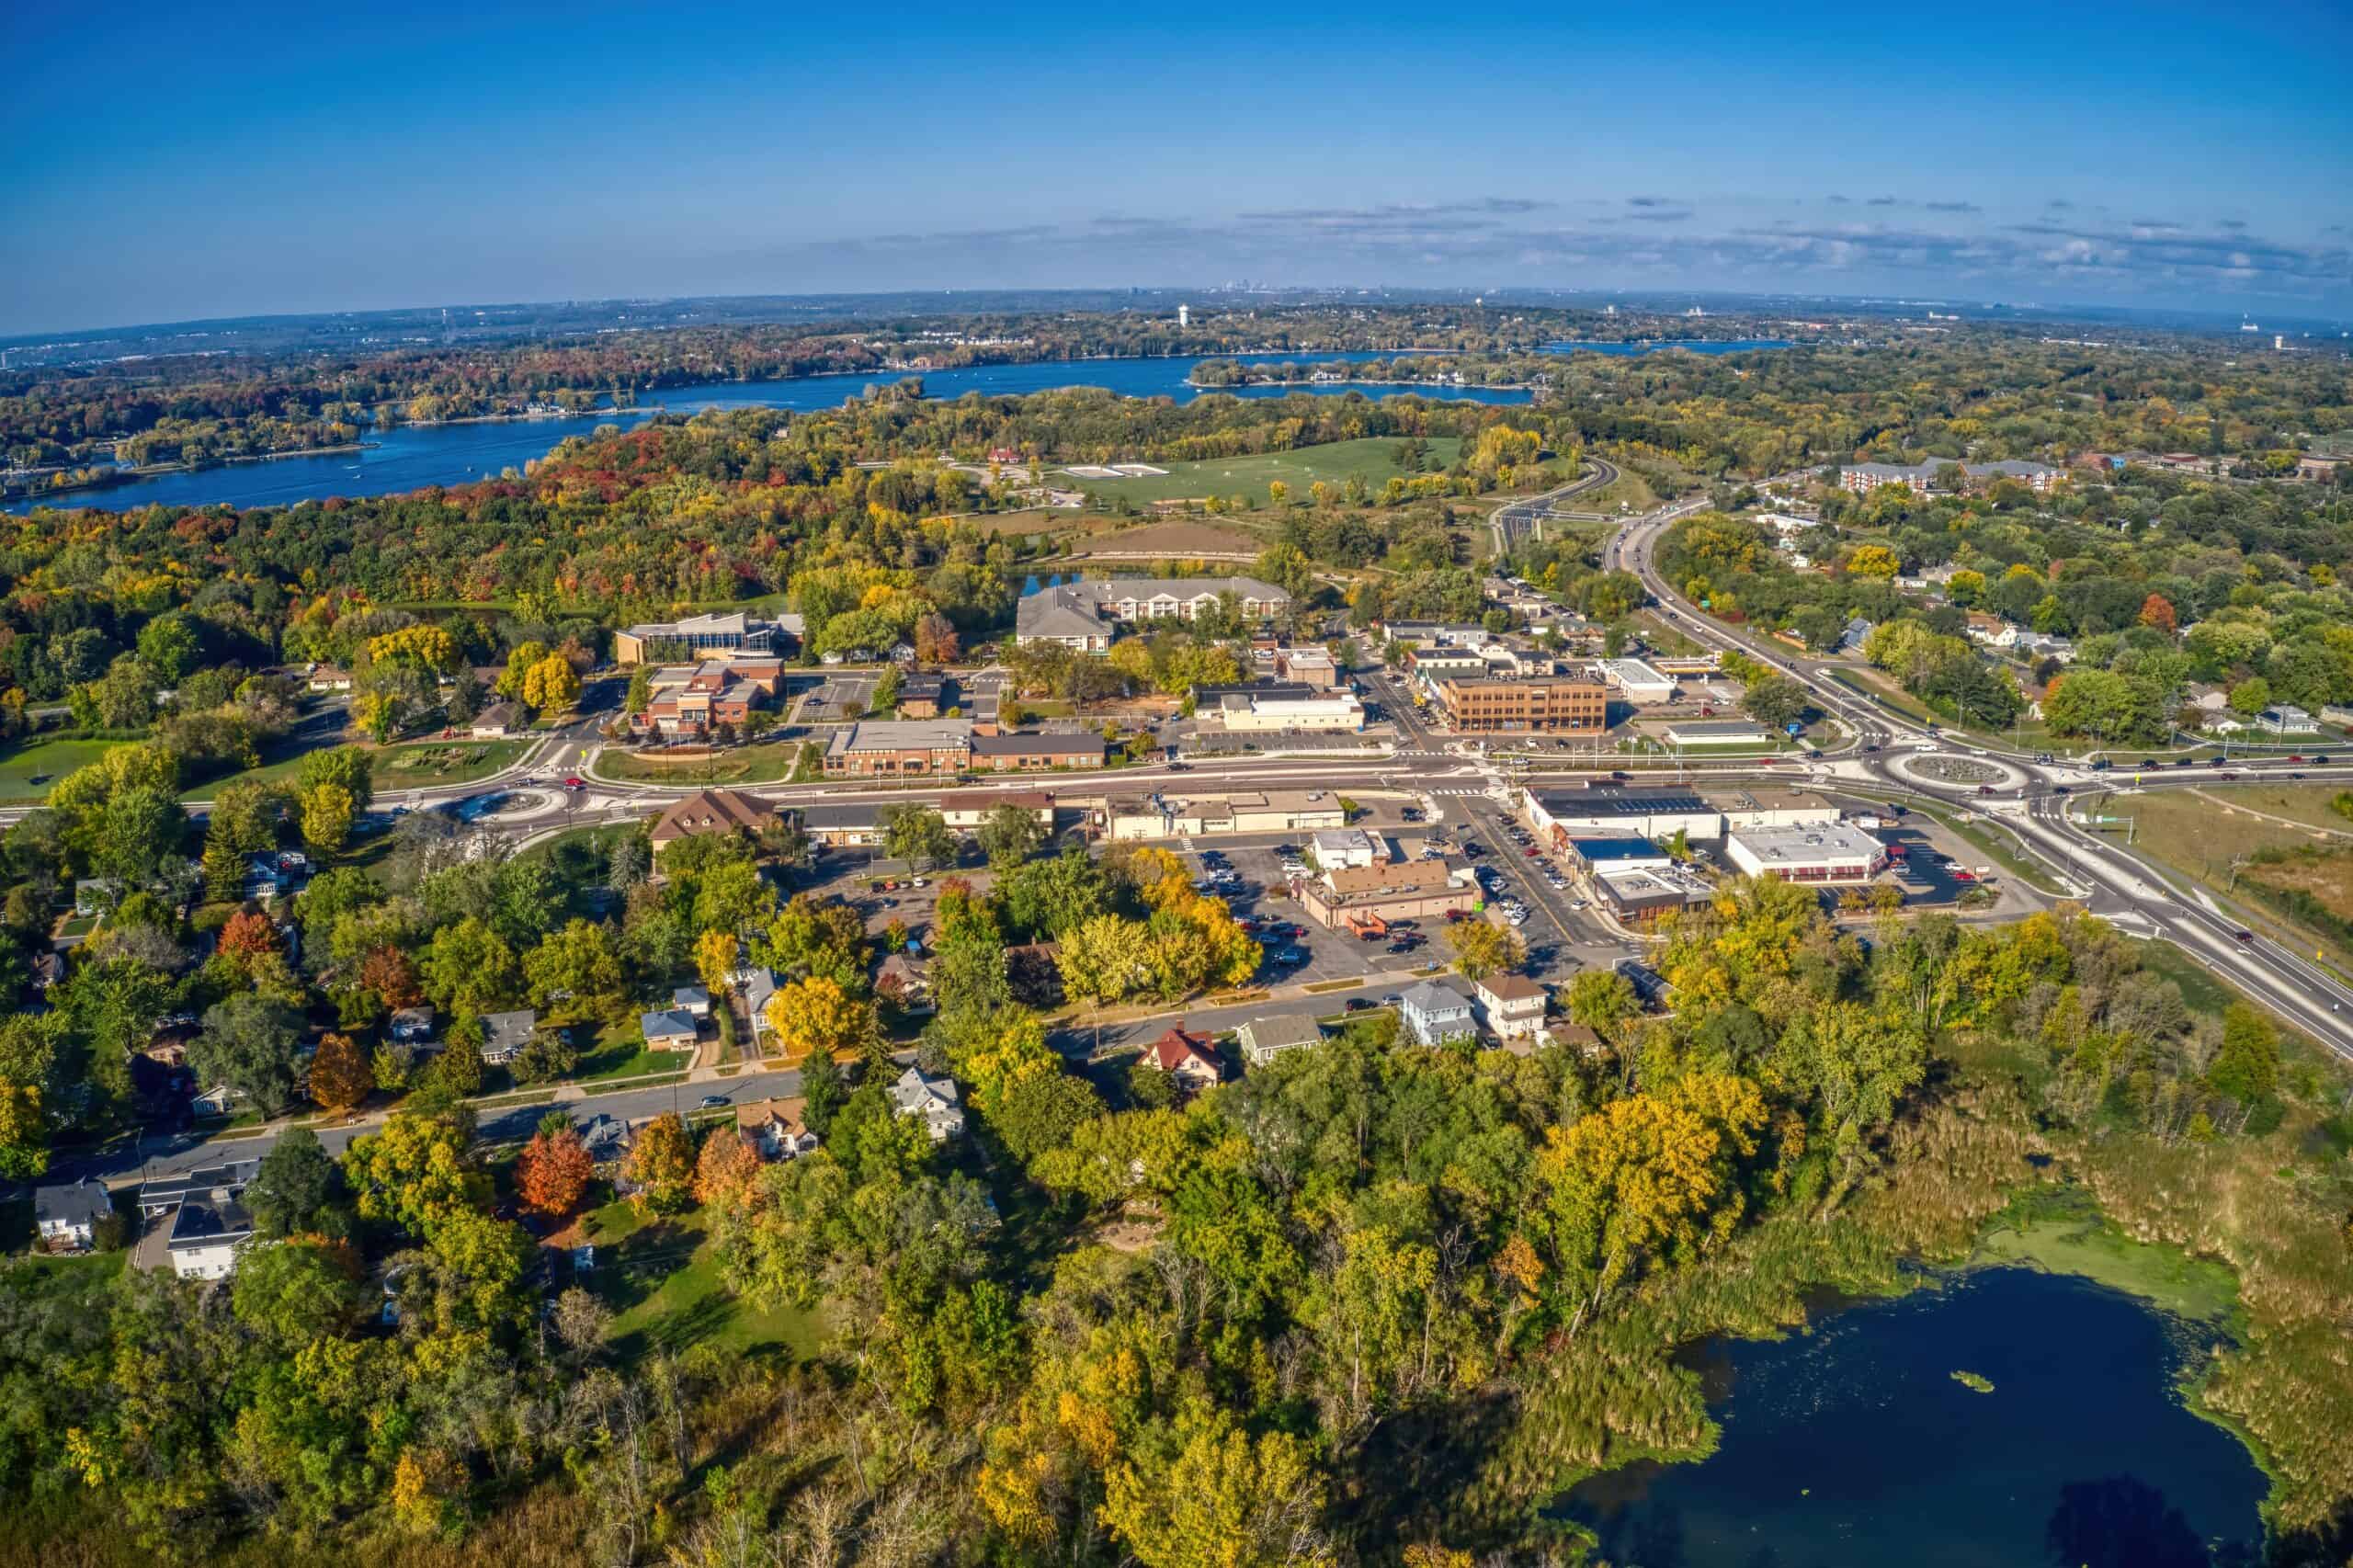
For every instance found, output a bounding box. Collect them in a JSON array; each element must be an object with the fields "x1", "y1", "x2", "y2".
[
  {"x1": 1236, "y1": 1012, "x2": 1324, "y2": 1067},
  {"x1": 1399, "y1": 979, "x2": 1476, "y2": 1048},
  {"x1": 889, "y1": 1067, "x2": 965, "y2": 1141}
]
